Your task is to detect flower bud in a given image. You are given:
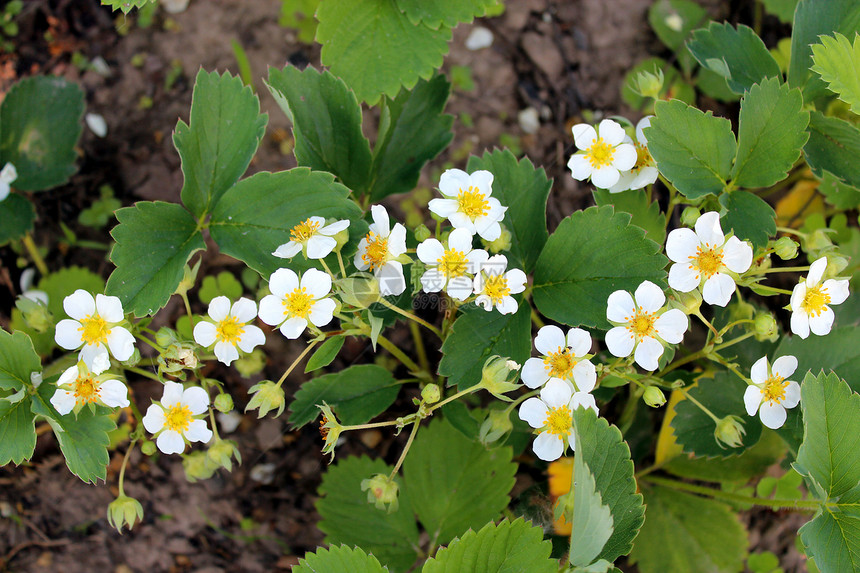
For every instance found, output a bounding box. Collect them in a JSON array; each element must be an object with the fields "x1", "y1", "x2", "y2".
[
  {"x1": 107, "y1": 494, "x2": 144, "y2": 533},
  {"x1": 632, "y1": 67, "x2": 664, "y2": 100},
  {"x1": 773, "y1": 236, "x2": 798, "y2": 260},
  {"x1": 477, "y1": 356, "x2": 521, "y2": 401},
  {"x1": 155, "y1": 327, "x2": 177, "y2": 348},
  {"x1": 157, "y1": 341, "x2": 198, "y2": 378},
  {"x1": 670, "y1": 288, "x2": 701, "y2": 315},
  {"x1": 337, "y1": 274, "x2": 380, "y2": 309},
  {"x1": 14, "y1": 296, "x2": 53, "y2": 333},
  {"x1": 414, "y1": 224, "x2": 432, "y2": 243},
  {"x1": 214, "y1": 392, "x2": 234, "y2": 413},
  {"x1": 140, "y1": 440, "x2": 157, "y2": 456},
  {"x1": 804, "y1": 228, "x2": 833, "y2": 252},
  {"x1": 714, "y1": 415, "x2": 746, "y2": 449},
  {"x1": 680, "y1": 207, "x2": 700, "y2": 228},
  {"x1": 360, "y1": 473, "x2": 400, "y2": 513},
  {"x1": 479, "y1": 408, "x2": 513, "y2": 445},
  {"x1": 235, "y1": 348, "x2": 266, "y2": 378},
  {"x1": 421, "y1": 383, "x2": 441, "y2": 404},
  {"x1": 318, "y1": 403, "x2": 344, "y2": 461},
  {"x1": 824, "y1": 254, "x2": 849, "y2": 277},
  {"x1": 207, "y1": 438, "x2": 241, "y2": 472},
  {"x1": 643, "y1": 386, "x2": 666, "y2": 408},
  {"x1": 183, "y1": 450, "x2": 218, "y2": 482},
  {"x1": 753, "y1": 312, "x2": 778, "y2": 341},
  {"x1": 481, "y1": 225, "x2": 512, "y2": 254},
  {"x1": 245, "y1": 380, "x2": 286, "y2": 418}
]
